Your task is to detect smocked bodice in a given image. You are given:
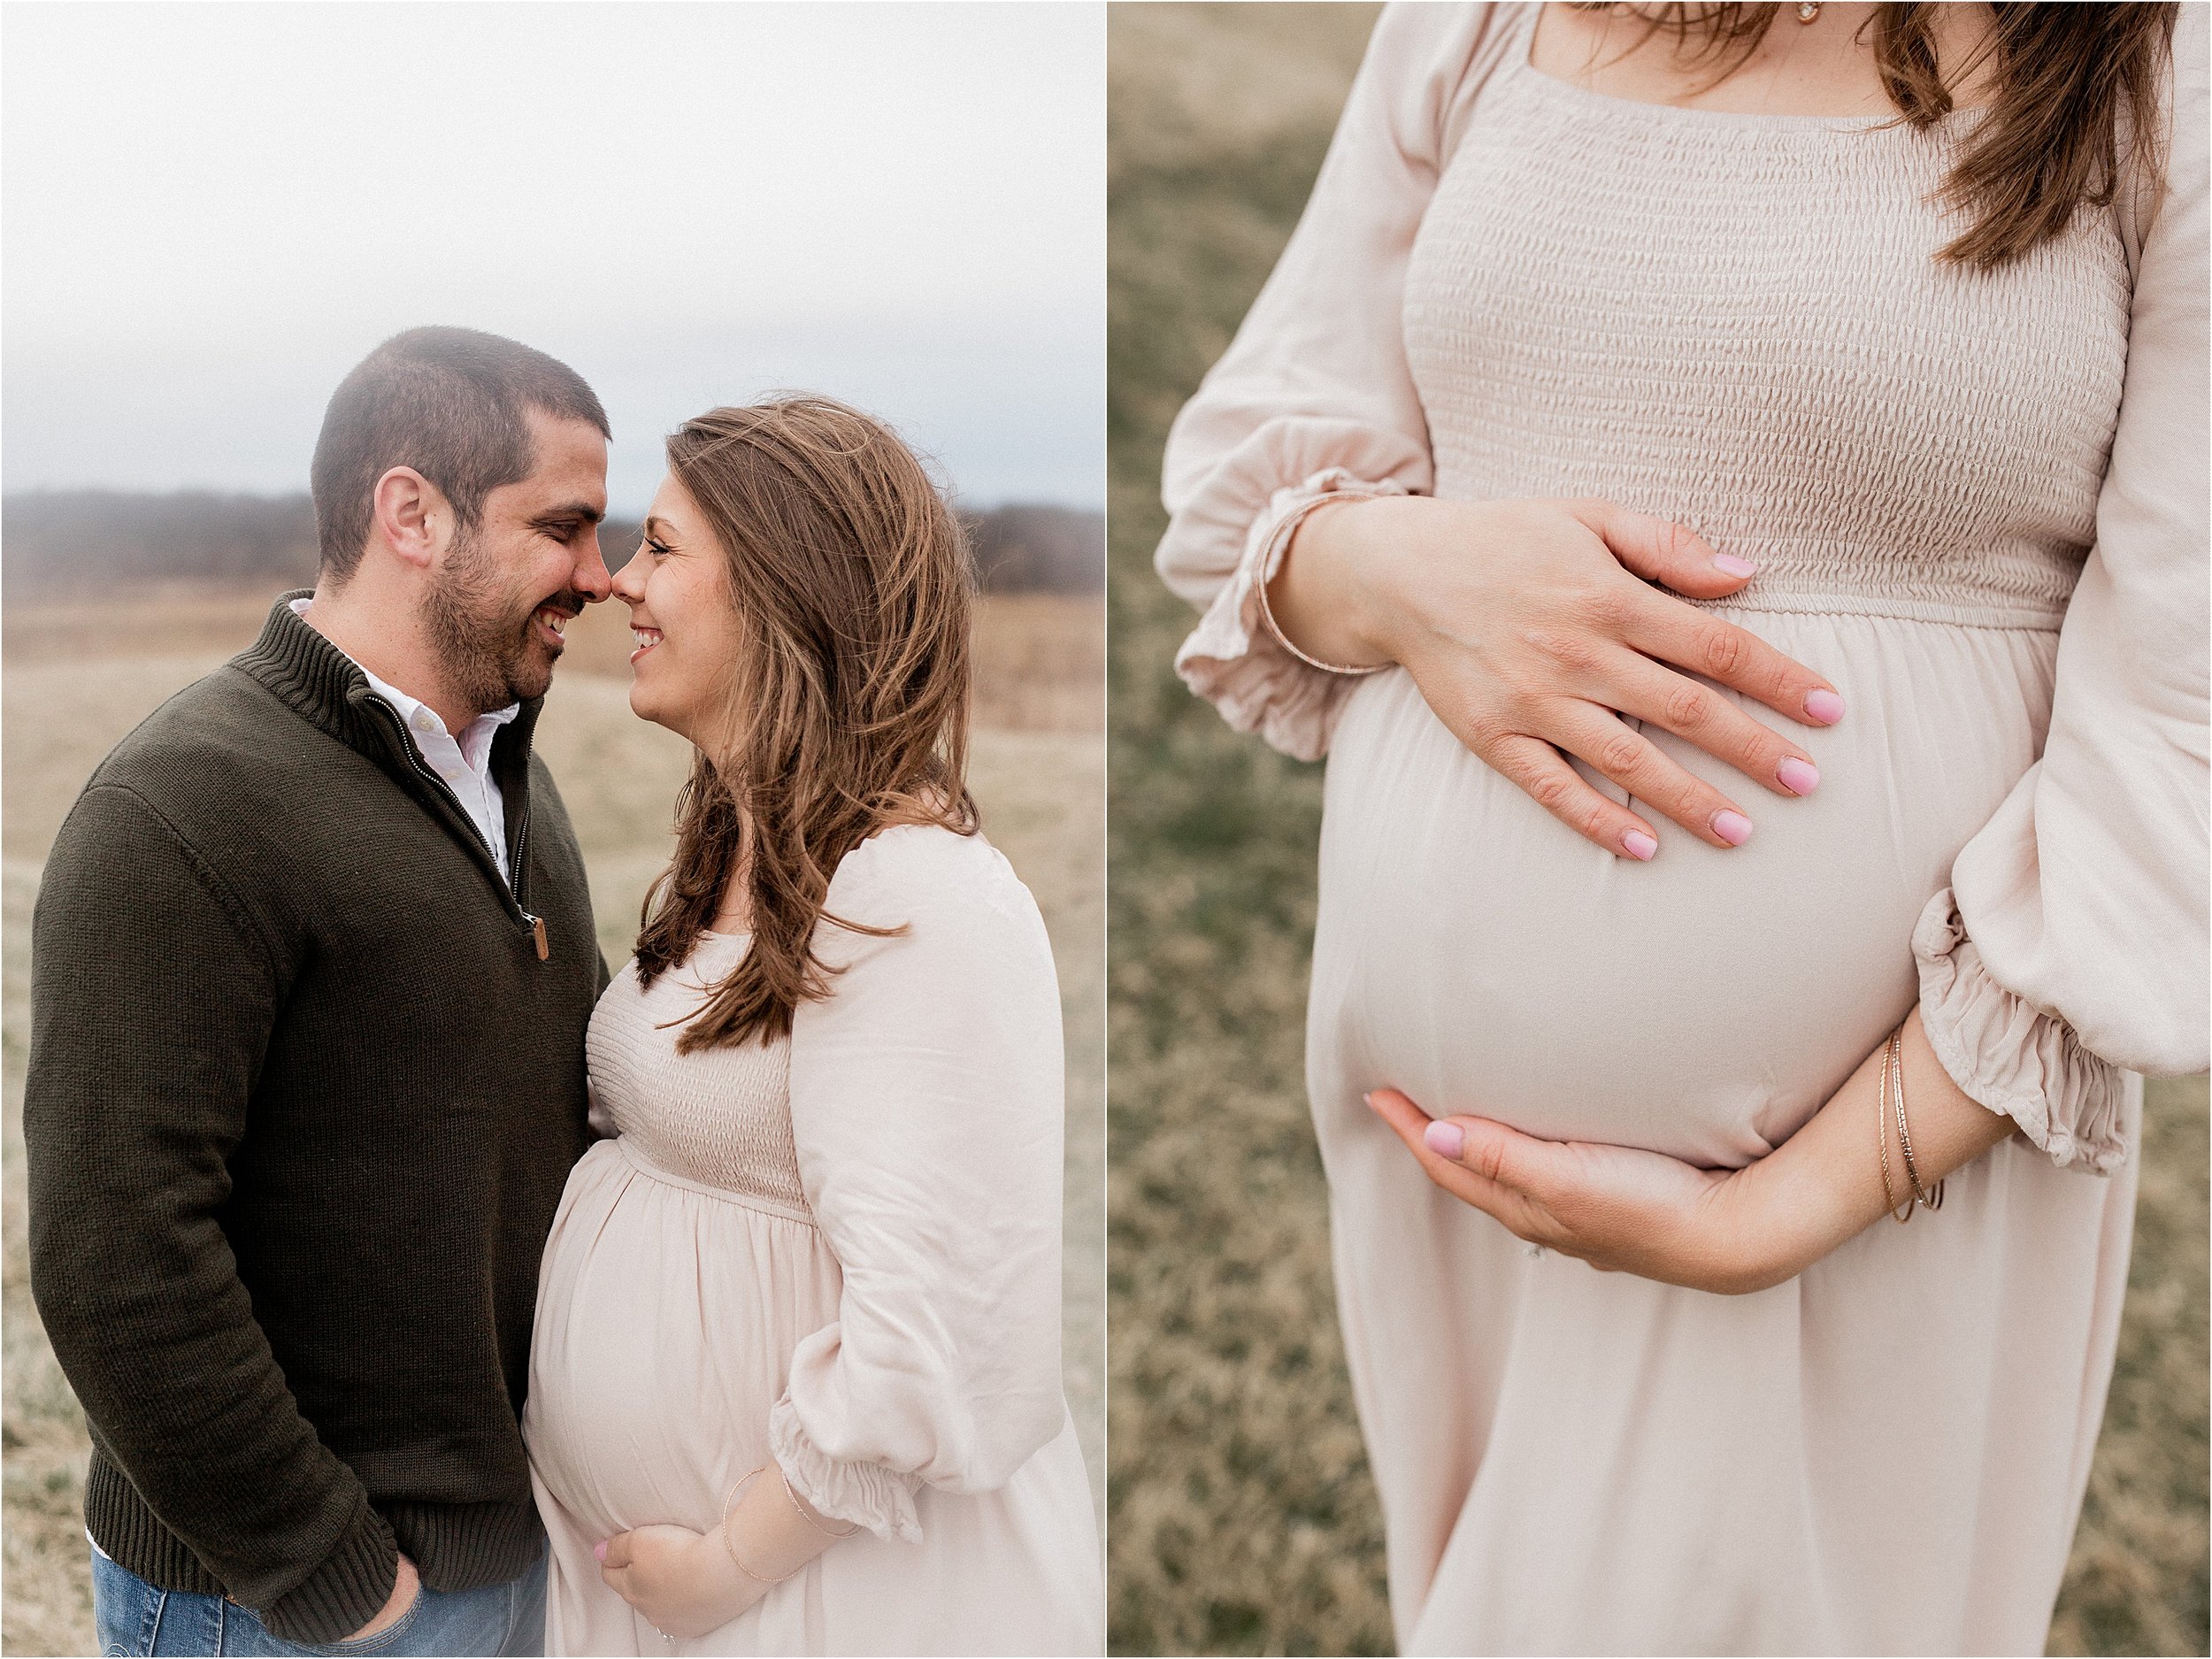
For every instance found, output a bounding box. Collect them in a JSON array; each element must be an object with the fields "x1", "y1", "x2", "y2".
[
  {"x1": 1402, "y1": 31, "x2": 2132, "y2": 629},
  {"x1": 586, "y1": 935, "x2": 809, "y2": 1219}
]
